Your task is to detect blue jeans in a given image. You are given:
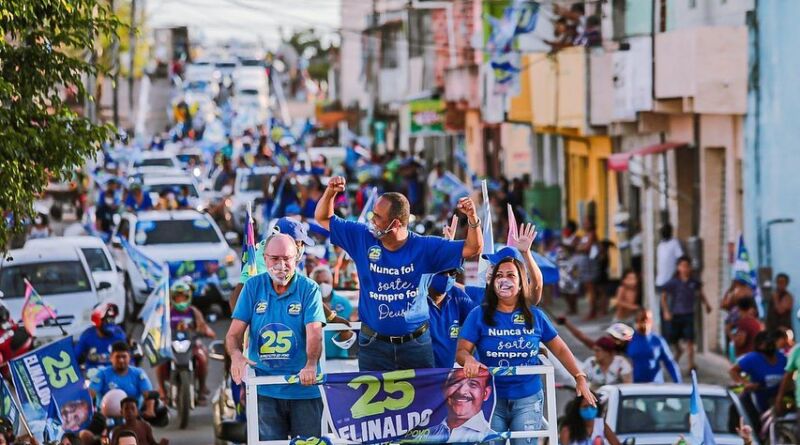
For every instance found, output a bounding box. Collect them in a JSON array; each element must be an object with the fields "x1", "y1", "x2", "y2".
[
  {"x1": 257, "y1": 395, "x2": 323, "y2": 440},
  {"x1": 357, "y1": 329, "x2": 435, "y2": 371},
  {"x1": 490, "y1": 390, "x2": 545, "y2": 445}
]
